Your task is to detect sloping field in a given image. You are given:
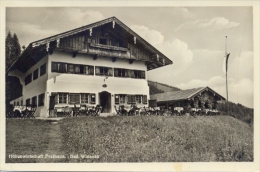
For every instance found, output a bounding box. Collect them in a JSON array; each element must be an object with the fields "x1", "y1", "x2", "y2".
[{"x1": 6, "y1": 115, "x2": 253, "y2": 163}]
